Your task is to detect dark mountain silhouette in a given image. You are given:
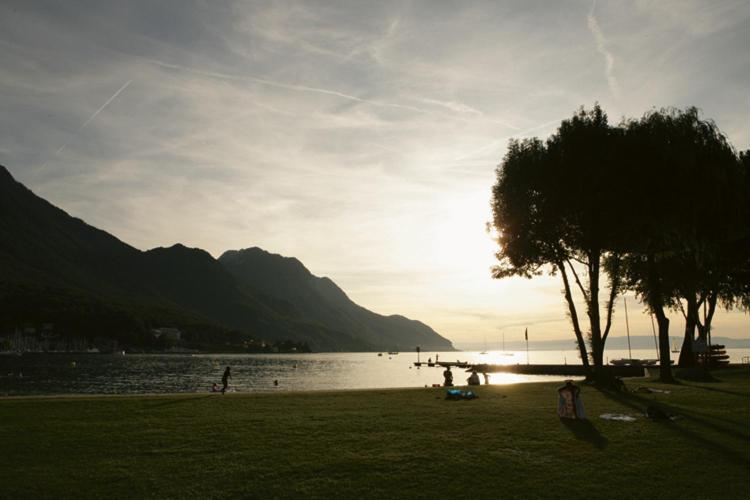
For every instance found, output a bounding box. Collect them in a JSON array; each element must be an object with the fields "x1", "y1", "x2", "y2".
[
  {"x1": 220, "y1": 248, "x2": 452, "y2": 351},
  {"x1": 0, "y1": 165, "x2": 452, "y2": 351}
]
